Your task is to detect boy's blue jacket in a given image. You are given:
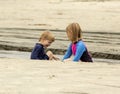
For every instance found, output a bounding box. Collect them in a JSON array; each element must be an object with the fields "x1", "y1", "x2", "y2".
[{"x1": 31, "y1": 43, "x2": 49, "y2": 60}]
